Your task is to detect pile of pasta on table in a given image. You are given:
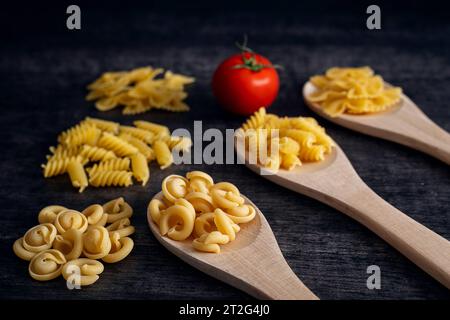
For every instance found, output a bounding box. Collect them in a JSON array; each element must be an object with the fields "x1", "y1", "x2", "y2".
[{"x1": 42, "y1": 117, "x2": 192, "y2": 192}]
